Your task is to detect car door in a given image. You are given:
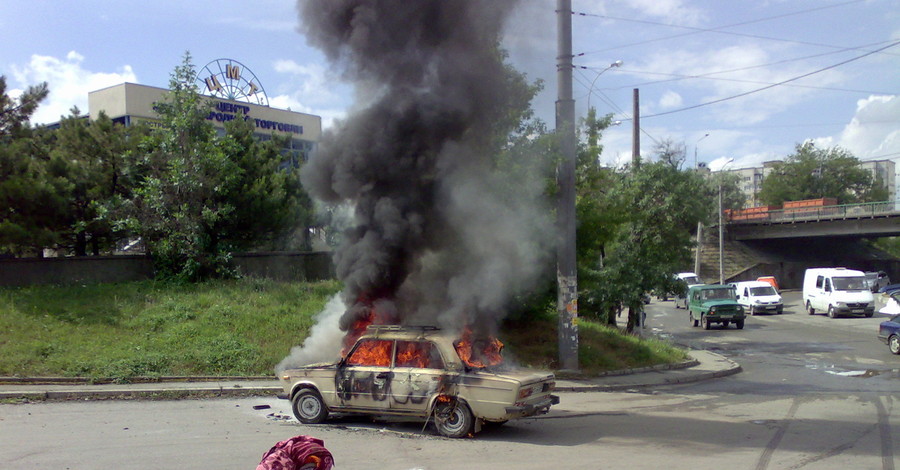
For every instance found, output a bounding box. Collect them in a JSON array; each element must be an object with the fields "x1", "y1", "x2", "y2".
[
  {"x1": 389, "y1": 340, "x2": 446, "y2": 415},
  {"x1": 336, "y1": 338, "x2": 395, "y2": 411}
]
